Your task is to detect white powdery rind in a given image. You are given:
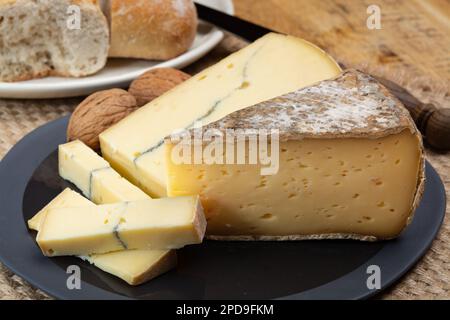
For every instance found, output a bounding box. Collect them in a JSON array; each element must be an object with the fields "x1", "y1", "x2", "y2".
[{"x1": 197, "y1": 69, "x2": 416, "y2": 141}]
